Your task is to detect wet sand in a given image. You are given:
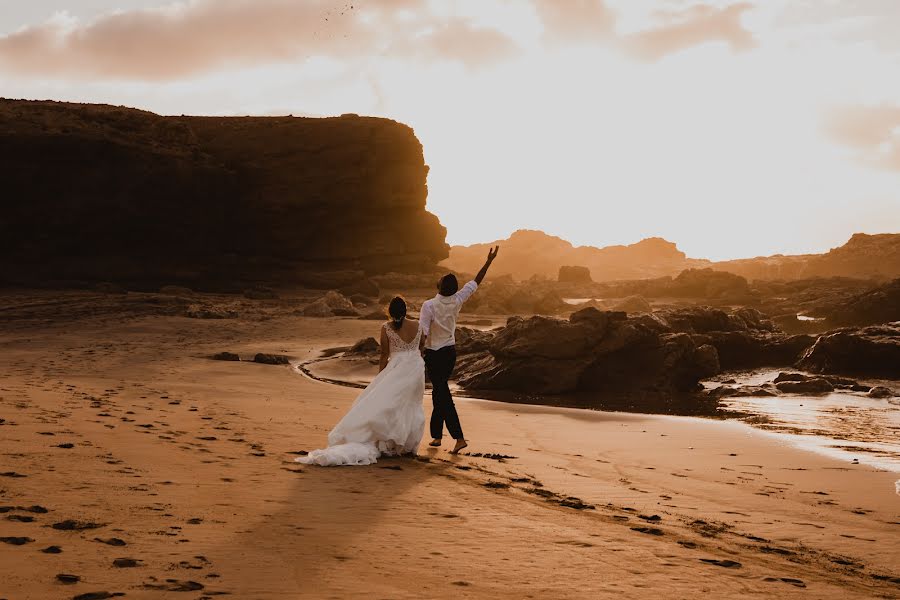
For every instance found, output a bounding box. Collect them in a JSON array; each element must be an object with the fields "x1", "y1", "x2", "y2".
[{"x1": 1, "y1": 290, "x2": 898, "y2": 599}]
